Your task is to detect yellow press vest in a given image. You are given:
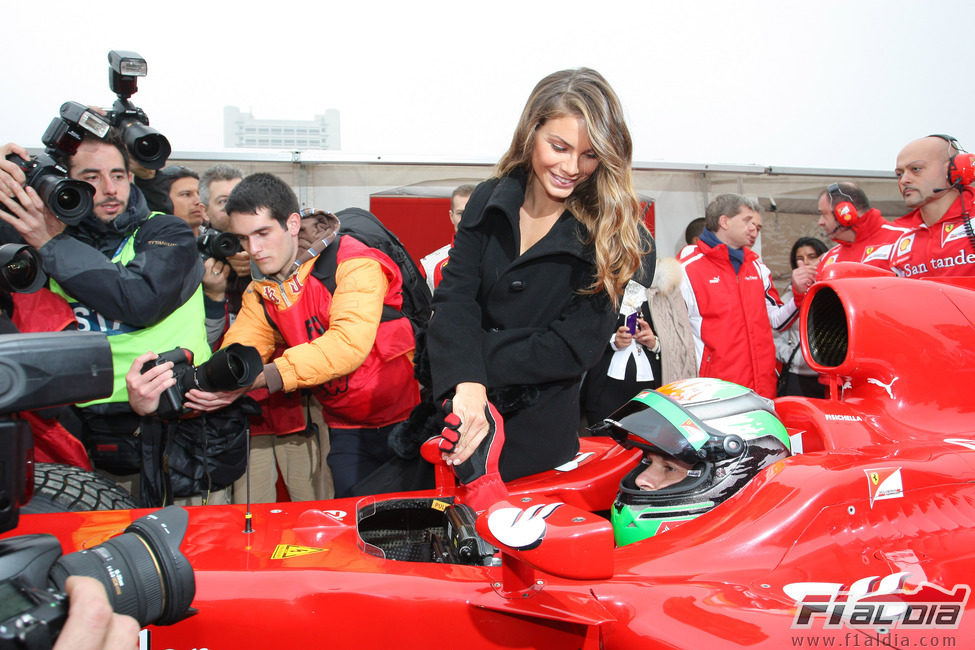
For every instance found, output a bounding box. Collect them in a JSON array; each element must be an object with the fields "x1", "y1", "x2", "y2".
[{"x1": 50, "y1": 214, "x2": 210, "y2": 407}]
